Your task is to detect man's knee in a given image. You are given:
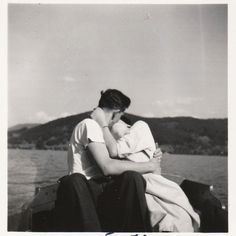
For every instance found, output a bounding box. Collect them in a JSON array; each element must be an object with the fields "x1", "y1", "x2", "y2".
[
  {"x1": 67, "y1": 173, "x2": 88, "y2": 188},
  {"x1": 59, "y1": 173, "x2": 85, "y2": 183},
  {"x1": 121, "y1": 170, "x2": 143, "y2": 180},
  {"x1": 69, "y1": 173, "x2": 87, "y2": 182},
  {"x1": 121, "y1": 171, "x2": 146, "y2": 188},
  {"x1": 58, "y1": 173, "x2": 88, "y2": 194}
]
